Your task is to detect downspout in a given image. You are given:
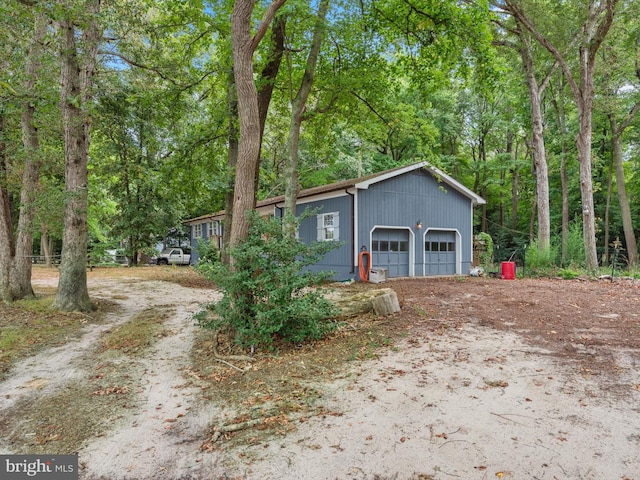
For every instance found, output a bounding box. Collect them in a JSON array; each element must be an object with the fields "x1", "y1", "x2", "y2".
[{"x1": 346, "y1": 189, "x2": 355, "y2": 274}]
